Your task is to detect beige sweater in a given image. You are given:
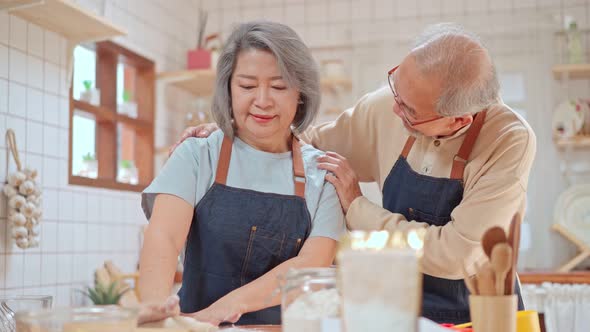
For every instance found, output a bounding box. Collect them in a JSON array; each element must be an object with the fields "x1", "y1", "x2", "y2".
[{"x1": 303, "y1": 86, "x2": 536, "y2": 279}]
